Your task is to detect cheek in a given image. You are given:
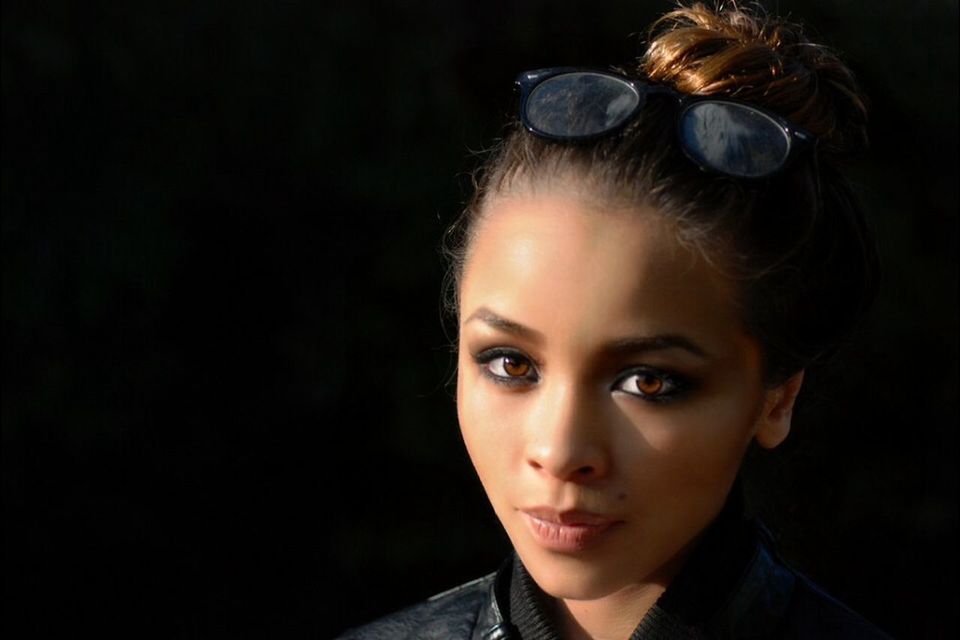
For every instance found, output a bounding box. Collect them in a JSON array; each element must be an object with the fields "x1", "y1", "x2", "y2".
[
  {"x1": 456, "y1": 365, "x2": 517, "y2": 493},
  {"x1": 627, "y1": 387, "x2": 761, "y2": 494}
]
